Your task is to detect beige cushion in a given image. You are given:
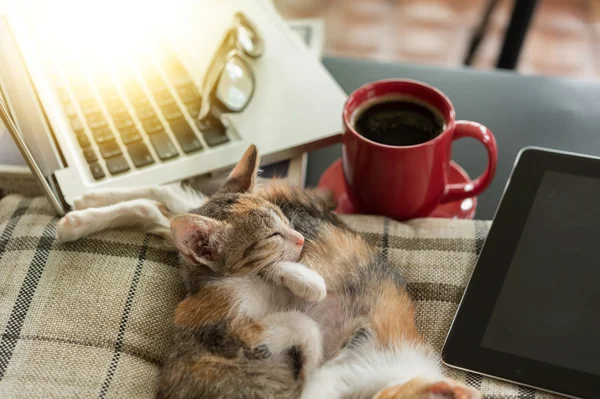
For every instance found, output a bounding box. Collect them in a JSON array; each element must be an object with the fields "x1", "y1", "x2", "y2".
[{"x1": 0, "y1": 195, "x2": 563, "y2": 398}]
